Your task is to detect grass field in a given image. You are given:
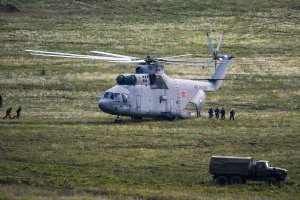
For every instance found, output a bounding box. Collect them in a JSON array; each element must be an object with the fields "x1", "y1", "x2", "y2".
[{"x1": 0, "y1": 0, "x2": 299, "y2": 199}]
